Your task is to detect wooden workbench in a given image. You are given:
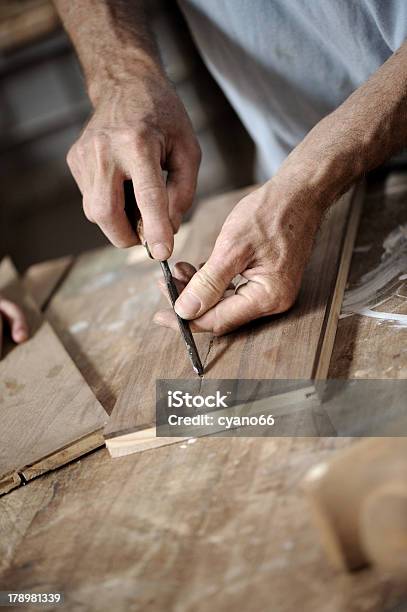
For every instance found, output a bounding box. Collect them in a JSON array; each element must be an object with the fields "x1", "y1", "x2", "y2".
[{"x1": 1, "y1": 174, "x2": 407, "y2": 611}]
